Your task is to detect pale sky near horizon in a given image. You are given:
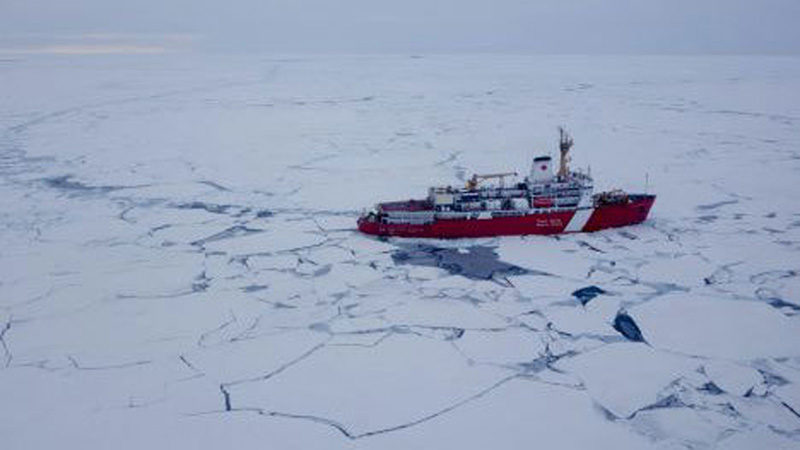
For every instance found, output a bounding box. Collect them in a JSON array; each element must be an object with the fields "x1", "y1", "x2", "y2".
[{"x1": 2, "y1": 0, "x2": 799, "y2": 54}]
